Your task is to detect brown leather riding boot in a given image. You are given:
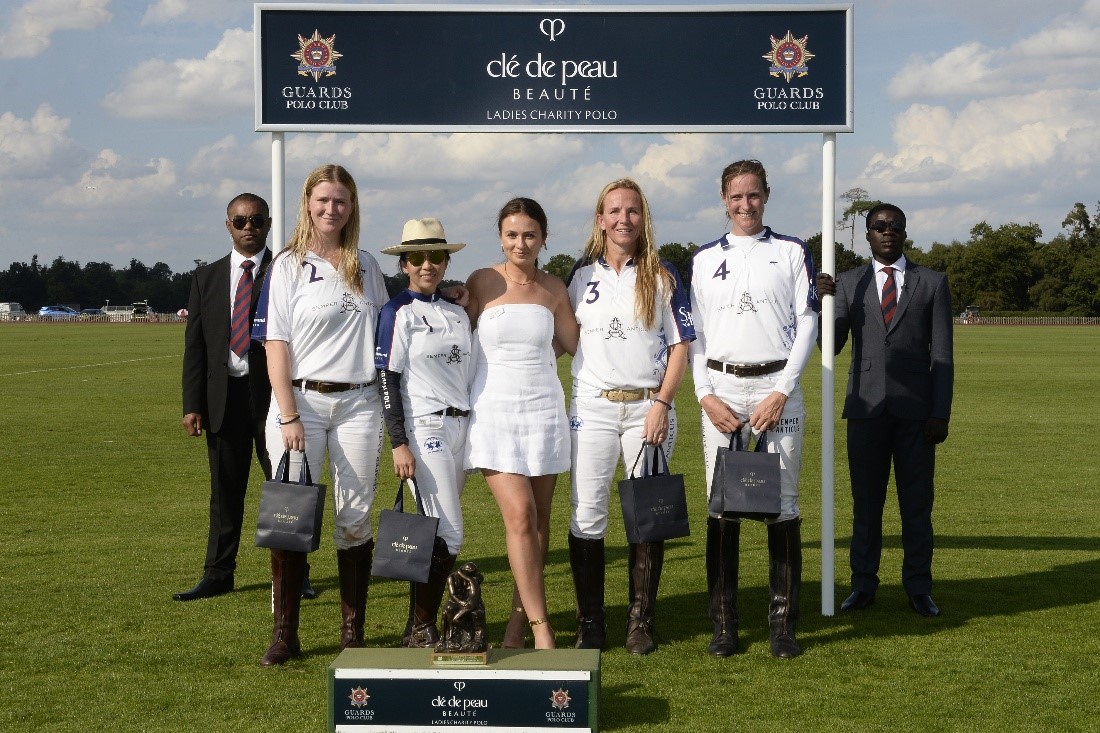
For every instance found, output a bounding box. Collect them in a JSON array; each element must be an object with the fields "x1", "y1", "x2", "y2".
[
  {"x1": 404, "y1": 538, "x2": 456, "y2": 648},
  {"x1": 260, "y1": 549, "x2": 306, "y2": 667},
  {"x1": 337, "y1": 540, "x2": 374, "y2": 650},
  {"x1": 625, "y1": 541, "x2": 664, "y2": 655}
]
